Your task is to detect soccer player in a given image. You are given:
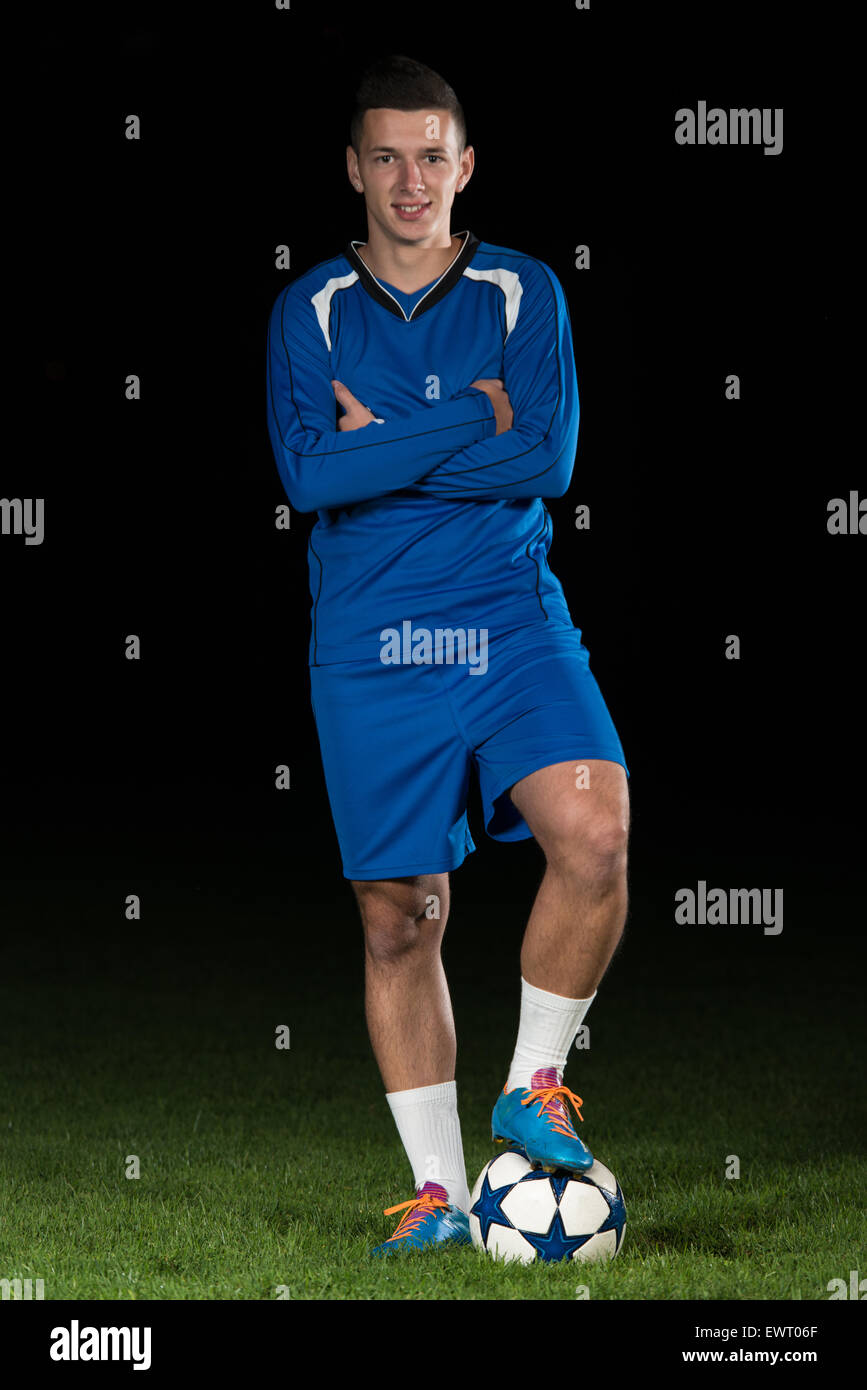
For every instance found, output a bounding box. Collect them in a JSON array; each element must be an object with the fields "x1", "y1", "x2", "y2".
[{"x1": 266, "y1": 55, "x2": 630, "y2": 1254}]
